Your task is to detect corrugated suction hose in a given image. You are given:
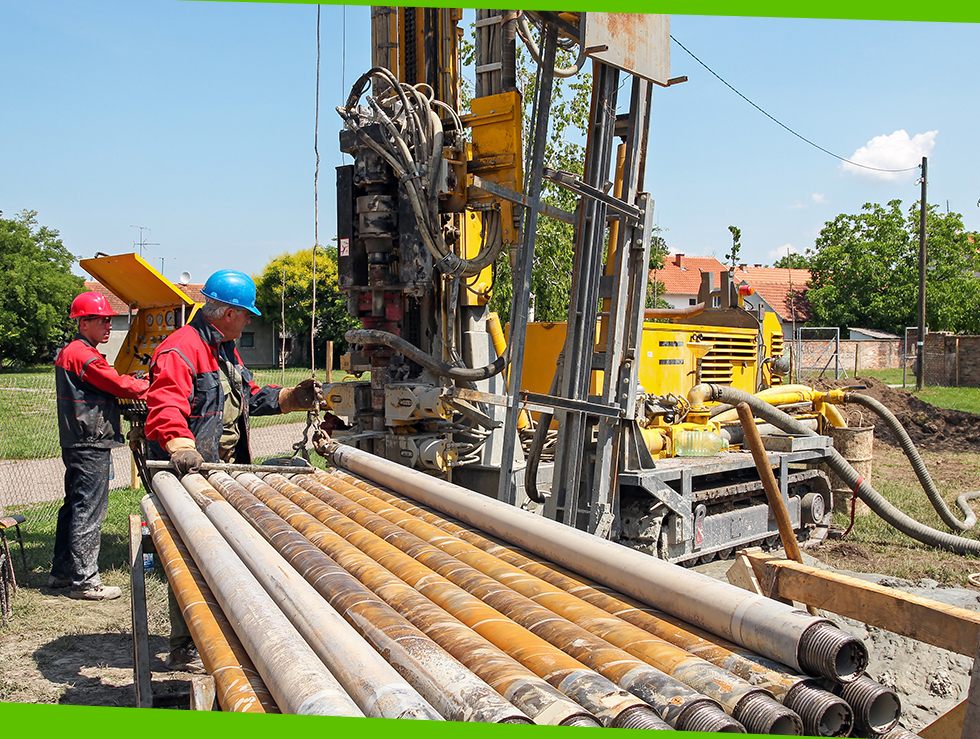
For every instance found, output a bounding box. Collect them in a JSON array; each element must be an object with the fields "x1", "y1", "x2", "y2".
[
  {"x1": 691, "y1": 384, "x2": 980, "y2": 556},
  {"x1": 845, "y1": 391, "x2": 980, "y2": 532}
]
